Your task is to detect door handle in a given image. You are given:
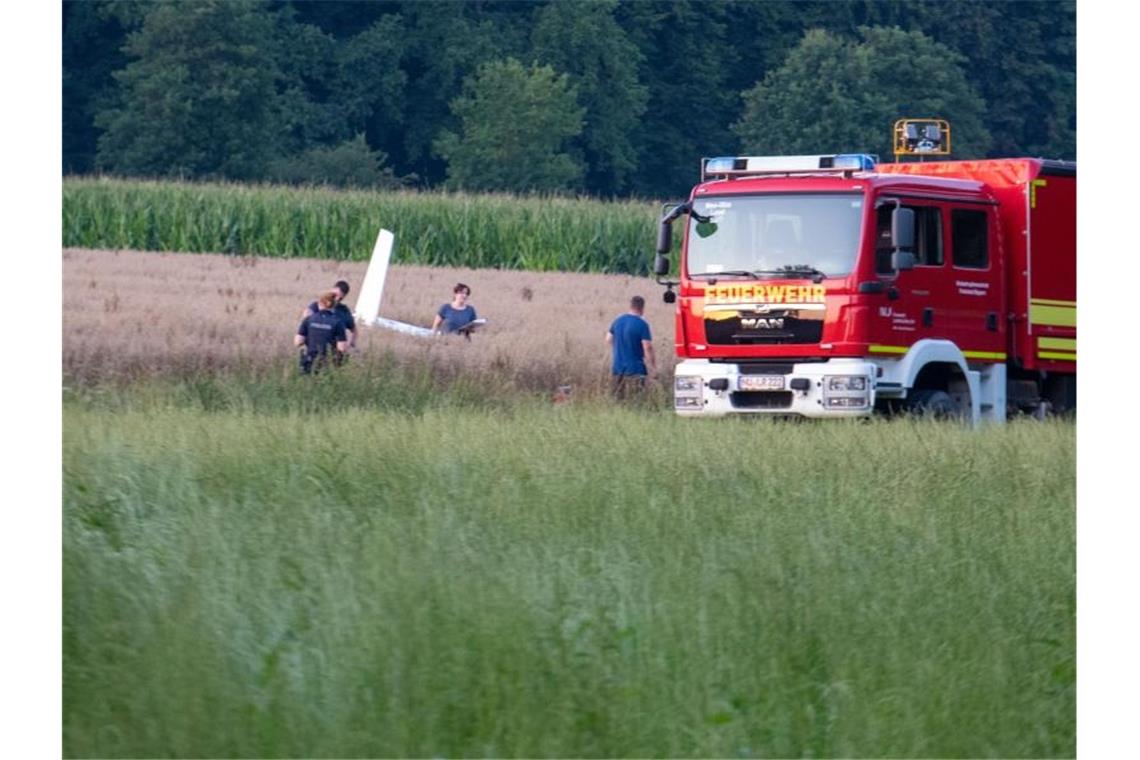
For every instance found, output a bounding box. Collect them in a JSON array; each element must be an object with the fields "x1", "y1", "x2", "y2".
[
  {"x1": 923, "y1": 307, "x2": 934, "y2": 326},
  {"x1": 986, "y1": 312, "x2": 999, "y2": 331}
]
